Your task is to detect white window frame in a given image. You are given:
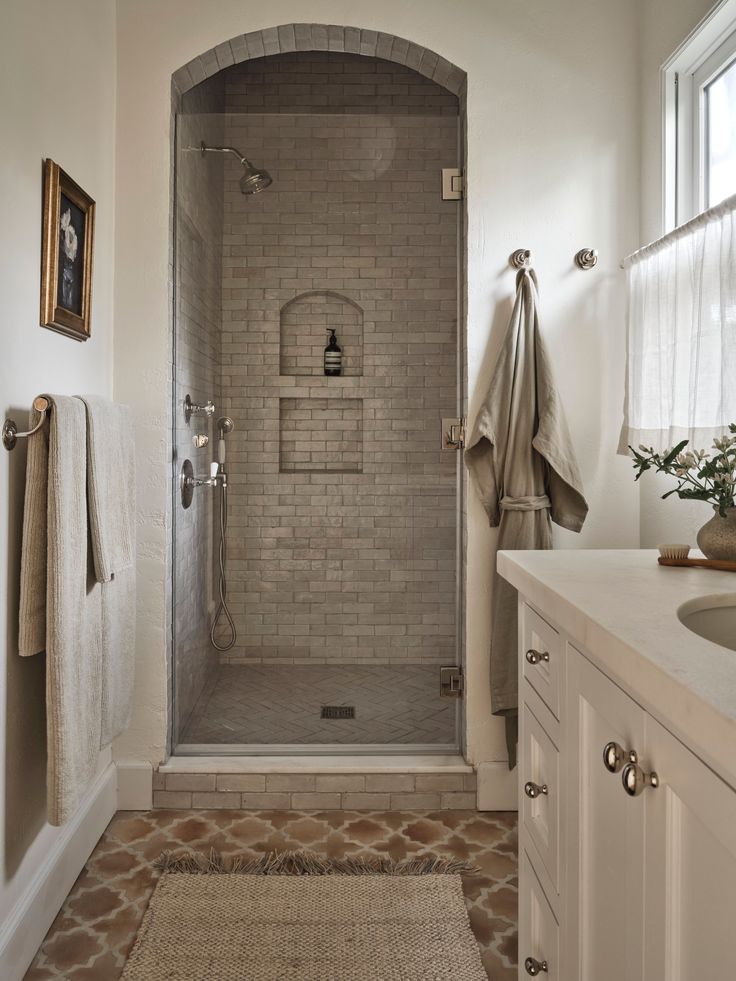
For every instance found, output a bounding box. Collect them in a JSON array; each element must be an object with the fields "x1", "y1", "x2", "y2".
[{"x1": 663, "y1": 0, "x2": 736, "y2": 230}]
